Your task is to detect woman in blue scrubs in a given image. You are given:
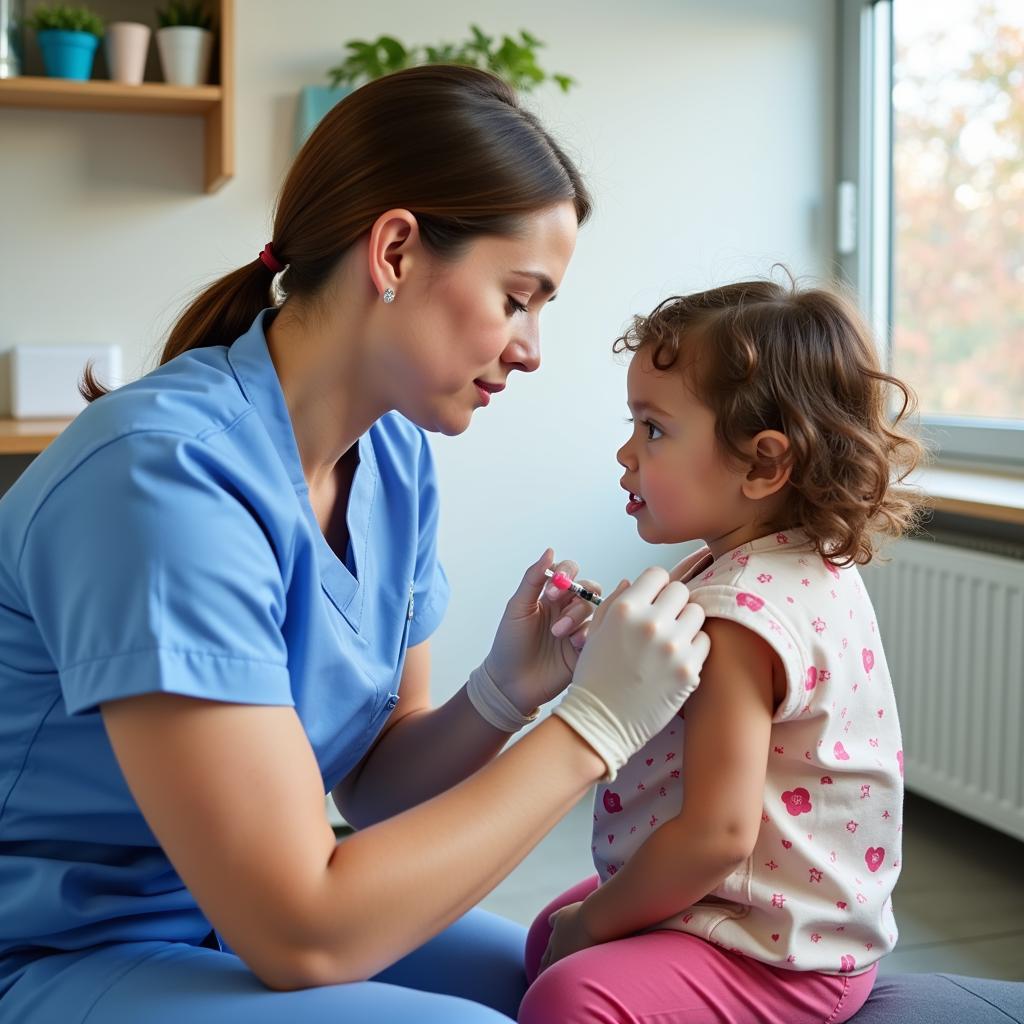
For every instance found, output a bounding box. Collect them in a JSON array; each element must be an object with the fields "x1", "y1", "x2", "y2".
[{"x1": 0, "y1": 66, "x2": 710, "y2": 1023}]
